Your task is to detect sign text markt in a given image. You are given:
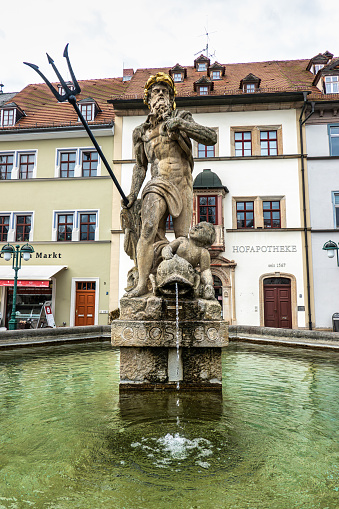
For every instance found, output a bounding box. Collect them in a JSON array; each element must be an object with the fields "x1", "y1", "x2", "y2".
[
  {"x1": 35, "y1": 252, "x2": 62, "y2": 259},
  {"x1": 233, "y1": 245, "x2": 297, "y2": 253}
]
